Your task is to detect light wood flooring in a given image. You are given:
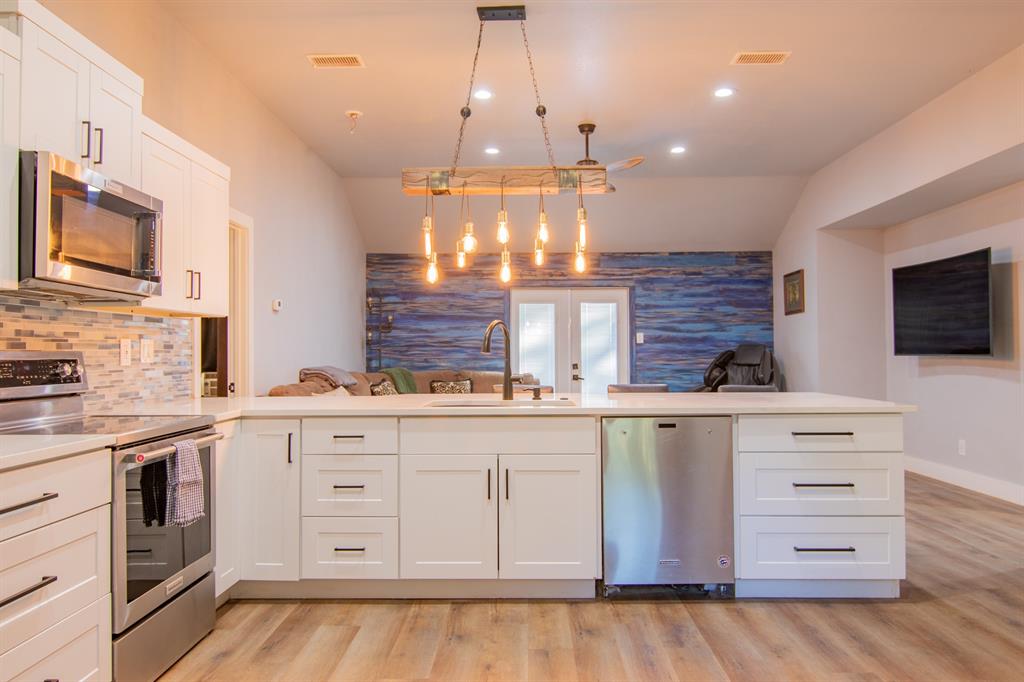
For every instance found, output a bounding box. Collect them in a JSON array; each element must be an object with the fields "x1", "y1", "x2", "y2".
[{"x1": 162, "y1": 473, "x2": 1024, "y2": 681}]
